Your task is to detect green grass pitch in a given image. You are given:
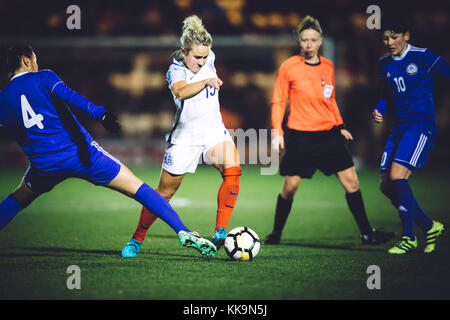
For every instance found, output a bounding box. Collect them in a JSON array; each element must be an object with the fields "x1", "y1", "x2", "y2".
[{"x1": 0, "y1": 165, "x2": 449, "y2": 300}]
